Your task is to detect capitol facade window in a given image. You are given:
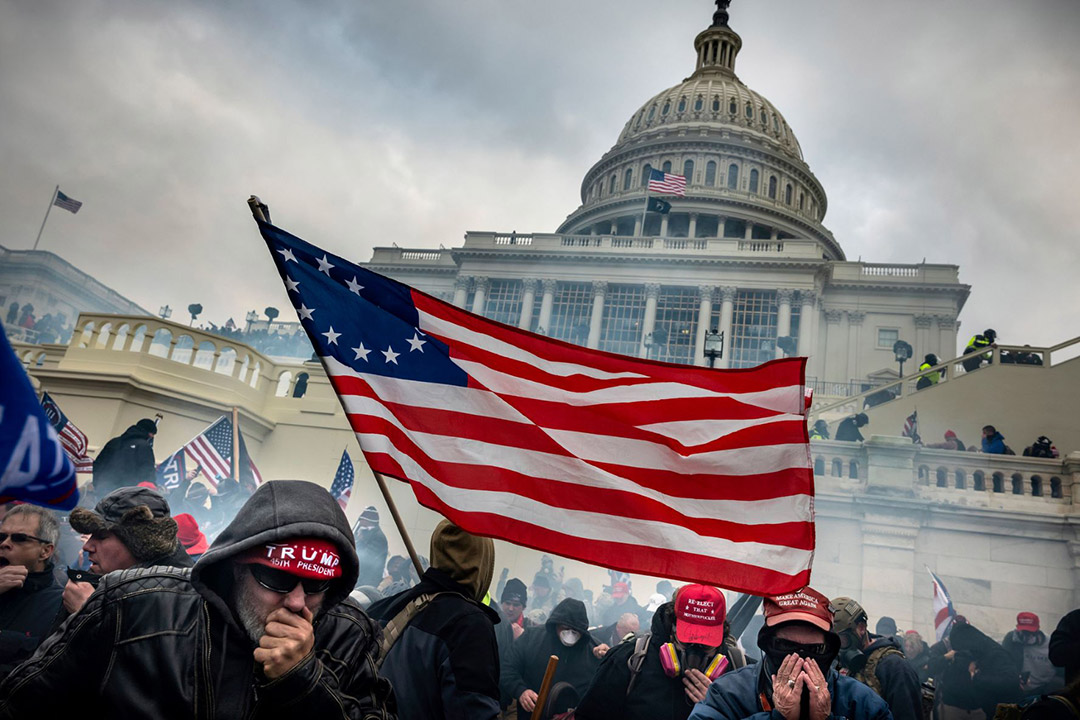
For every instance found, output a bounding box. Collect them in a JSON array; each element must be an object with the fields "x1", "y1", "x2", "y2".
[
  {"x1": 877, "y1": 328, "x2": 900, "y2": 349},
  {"x1": 548, "y1": 282, "x2": 592, "y2": 344},
  {"x1": 623, "y1": 168, "x2": 633, "y2": 190},
  {"x1": 651, "y1": 287, "x2": 699, "y2": 364},
  {"x1": 727, "y1": 163, "x2": 739, "y2": 190},
  {"x1": 705, "y1": 161, "x2": 717, "y2": 186},
  {"x1": 683, "y1": 160, "x2": 694, "y2": 183},
  {"x1": 768, "y1": 176, "x2": 777, "y2": 199},
  {"x1": 749, "y1": 169, "x2": 759, "y2": 193},
  {"x1": 598, "y1": 284, "x2": 647, "y2": 356},
  {"x1": 640, "y1": 163, "x2": 652, "y2": 187},
  {"x1": 483, "y1": 280, "x2": 523, "y2": 327}
]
